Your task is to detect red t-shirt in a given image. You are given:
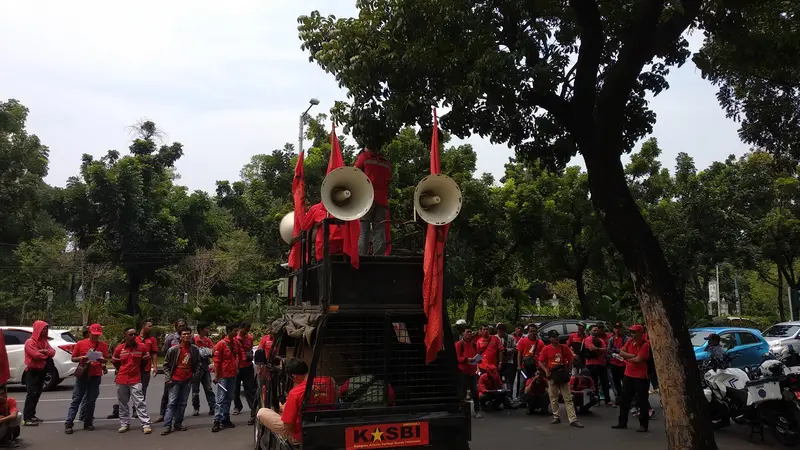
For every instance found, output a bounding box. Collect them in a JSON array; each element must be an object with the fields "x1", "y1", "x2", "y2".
[
  {"x1": 478, "y1": 335, "x2": 502, "y2": 371},
  {"x1": 136, "y1": 335, "x2": 159, "y2": 372},
  {"x1": 73, "y1": 338, "x2": 109, "y2": 377},
  {"x1": 213, "y1": 337, "x2": 240, "y2": 379},
  {"x1": 566, "y1": 332, "x2": 585, "y2": 347},
  {"x1": 570, "y1": 375, "x2": 595, "y2": 392},
  {"x1": 172, "y1": 345, "x2": 193, "y2": 382},
  {"x1": 194, "y1": 335, "x2": 214, "y2": 350},
  {"x1": 583, "y1": 336, "x2": 607, "y2": 366},
  {"x1": 0, "y1": 398, "x2": 18, "y2": 417},
  {"x1": 477, "y1": 371, "x2": 503, "y2": 397},
  {"x1": 538, "y1": 343, "x2": 574, "y2": 369},
  {"x1": 516, "y1": 336, "x2": 544, "y2": 361},
  {"x1": 355, "y1": 151, "x2": 392, "y2": 206},
  {"x1": 622, "y1": 339, "x2": 651, "y2": 379},
  {"x1": 258, "y1": 335, "x2": 273, "y2": 352},
  {"x1": 308, "y1": 376, "x2": 337, "y2": 406},
  {"x1": 112, "y1": 343, "x2": 149, "y2": 385},
  {"x1": 282, "y1": 380, "x2": 307, "y2": 442},
  {"x1": 236, "y1": 333, "x2": 254, "y2": 368}
]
